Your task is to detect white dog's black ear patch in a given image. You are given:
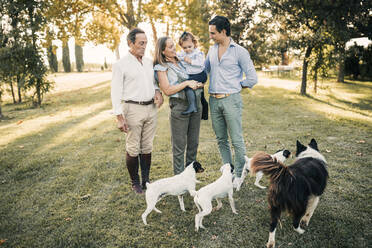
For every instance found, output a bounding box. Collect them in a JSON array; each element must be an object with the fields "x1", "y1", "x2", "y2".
[
  {"x1": 296, "y1": 140, "x2": 307, "y2": 157},
  {"x1": 230, "y1": 163, "x2": 234, "y2": 173},
  {"x1": 192, "y1": 161, "x2": 204, "y2": 173},
  {"x1": 283, "y1": 149, "x2": 291, "y2": 158},
  {"x1": 309, "y1": 138, "x2": 319, "y2": 151}
]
